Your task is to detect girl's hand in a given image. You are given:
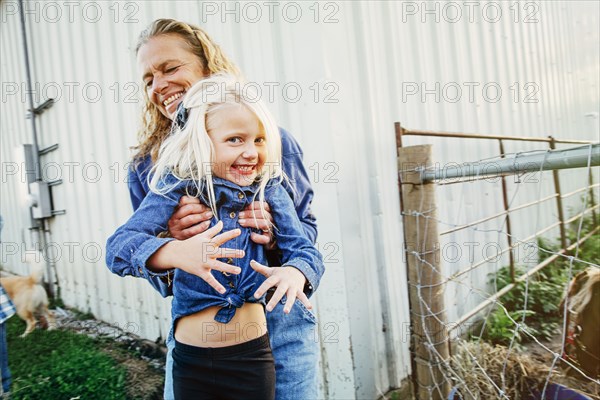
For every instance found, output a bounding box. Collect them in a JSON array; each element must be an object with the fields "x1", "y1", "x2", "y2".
[
  {"x1": 152, "y1": 221, "x2": 244, "y2": 294},
  {"x1": 168, "y1": 196, "x2": 213, "y2": 240},
  {"x1": 239, "y1": 202, "x2": 276, "y2": 250},
  {"x1": 250, "y1": 260, "x2": 312, "y2": 313}
]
